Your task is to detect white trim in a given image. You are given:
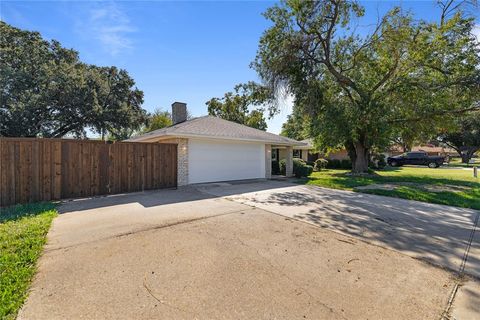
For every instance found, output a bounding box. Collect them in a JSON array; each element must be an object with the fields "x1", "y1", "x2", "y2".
[{"x1": 131, "y1": 133, "x2": 305, "y2": 146}]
